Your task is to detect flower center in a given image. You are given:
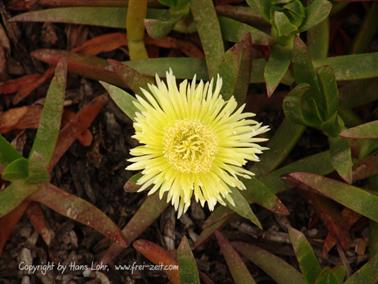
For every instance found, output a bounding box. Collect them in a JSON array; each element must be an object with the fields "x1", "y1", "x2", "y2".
[{"x1": 163, "y1": 120, "x2": 217, "y2": 173}]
